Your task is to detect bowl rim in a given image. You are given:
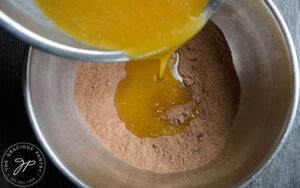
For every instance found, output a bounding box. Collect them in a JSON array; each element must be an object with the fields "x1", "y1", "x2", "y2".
[
  {"x1": 235, "y1": 0, "x2": 299, "y2": 186},
  {"x1": 22, "y1": 0, "x2": 299, "y2": 187},
  {"x1": 0, "y1": 7, "x2": 129, "y2": 62}
]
